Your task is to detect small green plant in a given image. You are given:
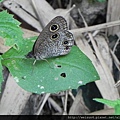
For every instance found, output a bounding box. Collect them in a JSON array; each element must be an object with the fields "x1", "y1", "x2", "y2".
[
  {"x1": 94, "y1": 98, "x2": 120, "y2": 115},
  {"x1": 97, "y1": 0, "x2": 106, "y2": 2},
  {"x1": 0, "y1": 11, "x2": 100, "y2": 94},
  {"x1": 89, "y1": 0, "x2": 106, "y2": 3}
]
